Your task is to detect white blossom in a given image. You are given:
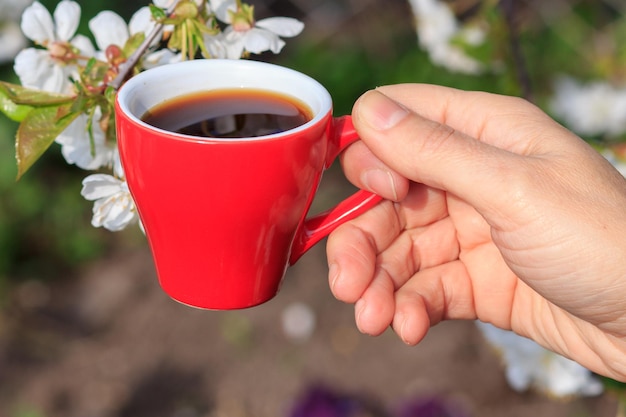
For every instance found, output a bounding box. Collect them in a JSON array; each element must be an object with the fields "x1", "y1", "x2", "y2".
[
  {"x1": 141, "y1": 48, "x2": 183, "y2": 69},
  {"x1": 81, "y1": 153, "x2": 138, "y2": 232},
  {"x1": 0, "y1": 0, "x2": 34, "y2": 19},
  {"x1": 476, "y1": 322, "x2": 603, "y2": 398},
  {"x1": 427, "y1": 42, "x2": 485, "y2": 75},
  {"x1": 407, "y1": 0, "x2": 486, "y2": 74},
  {"x1": 0, "y1": 0, "x2": 33, "y2": 63},
  {"x1": 14, "y1": 1, "x2": 95, "y2": 94},
  {"x1": 209, "y1": 0, "x2": 303, "y2": 59},
  {"x1": 9, "y1": 0, "x2": 302, "y2": 235},
  {"x1": 0, "y1": 22, "x2": 29, "y2": 63},
  {"x1": 89, "y1": 7, "x2": 159, "y2": 57},
  {"x1": 550, "y1": 76, "x2": 626, "y2": 138},
  {"x1": 55, "y1": 109, "x2": 115, "y2": 170}
]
